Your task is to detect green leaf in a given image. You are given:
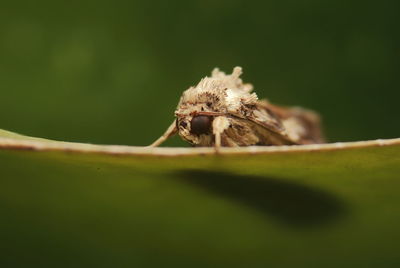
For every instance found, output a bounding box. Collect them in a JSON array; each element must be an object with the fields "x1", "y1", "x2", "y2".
[{"x1": 1, "y1": 129, "x2": 399, "y2": 267}]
